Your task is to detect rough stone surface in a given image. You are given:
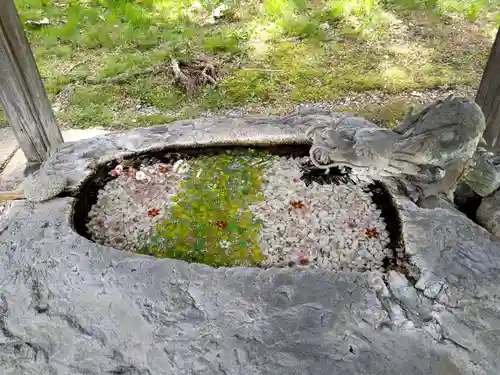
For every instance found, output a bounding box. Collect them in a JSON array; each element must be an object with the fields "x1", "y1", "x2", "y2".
[
  {"x1": 1, "y1": 111, "x2": 499, "y2": 374},
  {"x1": 461, "y1": 142, "x2": 500, "y2": 197},
  {"x1": 1, "y1": 193, "x2": 499, "y2": 374},
  {"x1": 21, "y1": 171, "x2": 68, "y2": 202},
  {"x1": 477, "y1": 189, "x2": 500, "y2": 239}
]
